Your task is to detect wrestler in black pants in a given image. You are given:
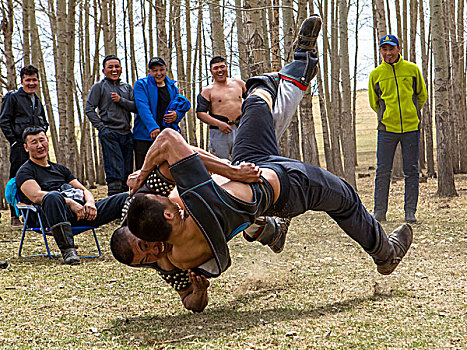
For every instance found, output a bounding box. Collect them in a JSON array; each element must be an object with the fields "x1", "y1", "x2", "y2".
[{"x1": 232, "y1": 85, "x2": 383, "y2": 256}]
